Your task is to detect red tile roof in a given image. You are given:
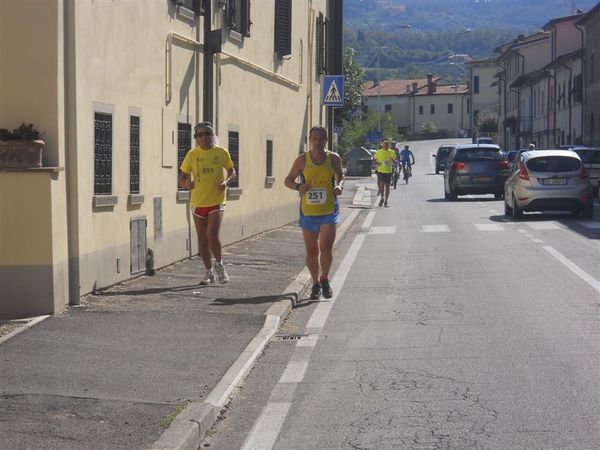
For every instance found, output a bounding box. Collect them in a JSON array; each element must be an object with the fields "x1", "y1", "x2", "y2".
[{"x1": 363, "y1": 78, "x2": 436, "y2": 97}]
